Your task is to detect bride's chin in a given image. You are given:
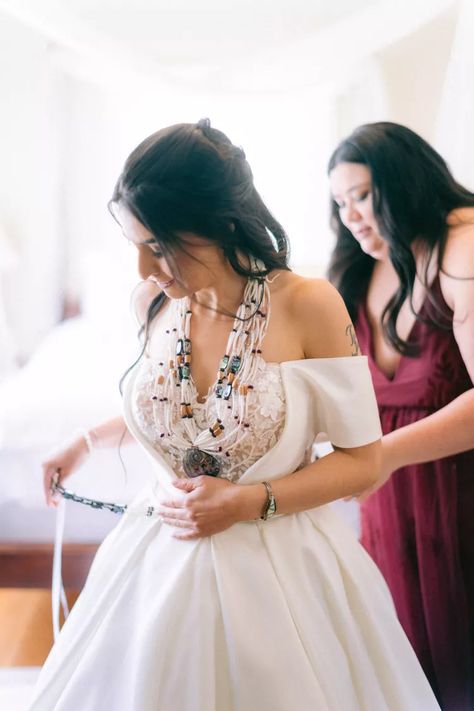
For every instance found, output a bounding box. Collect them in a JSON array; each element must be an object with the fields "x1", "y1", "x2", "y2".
[
  {"x1": 148, "y1": 277, "x2": 184, "y2": 295},
  {"x1": 163, "y1": 283, "x2": 190, "y2": 299}
]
